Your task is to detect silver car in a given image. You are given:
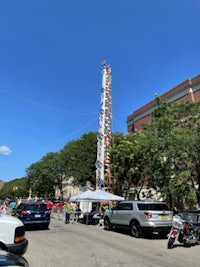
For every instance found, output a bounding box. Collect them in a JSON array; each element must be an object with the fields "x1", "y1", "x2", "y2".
[{"x1": 104, "y1": 200, "x2": 173, "y2": 238}]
